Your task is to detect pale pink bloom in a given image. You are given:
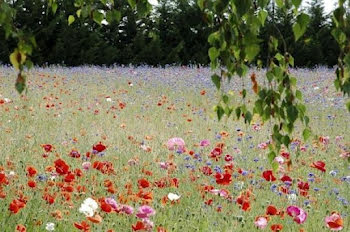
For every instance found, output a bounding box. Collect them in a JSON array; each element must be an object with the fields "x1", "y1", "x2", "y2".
[
  {"x1": 254, "y1": 216, "x2": 268, "y2": 229},
  {"x1": 142, "y1": 218, "x2": 154, "y2": 230},
  {"x1": 200, "y1": 139, "x2": 210, "y2": 147},
  {"x1": 286, "y1": 205, "x2": 307, "y2": 224},
  {"x1": 340, "y1": 152, "x2": 350, "y2": 159},
  {"x1": 325, "y1": 212, "x2": 343, "y2": 231},
  {"x1": 319, "y1": 136, "x2": 330, "y2": 145},
  {"x1": 274, "y1": 156, "x2": 284, "y2": 164},
  {"x1": 159, "y1": 162, "x2": 169, "y2": 169},
  {"x1": 82, "y1": 162, "x2": 91, "y2": 170},
  {"x1": 258, "y1": 142, "x2": 268, "y2": 149},
  {"x1": 136, "y1": 205, "x2": 155, "y2": 219},
  {"x1": 253, "y1": 124, "x2": 261, "y2": 131},
  {"x1": 167, "y1": 137, "x2": 185, "y2": 152},
  {"x1": 128, "y1": 159, "x2": 138, "y2": 166},
  {"x1": 335, "y1": 136, "x2": 343, "y2": 142}
]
